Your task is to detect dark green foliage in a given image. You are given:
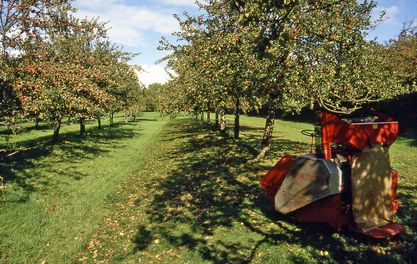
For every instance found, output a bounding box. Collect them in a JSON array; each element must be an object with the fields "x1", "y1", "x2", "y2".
[{"x1": 140, "y1": 83, "x2": 165, "y2": 112}]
